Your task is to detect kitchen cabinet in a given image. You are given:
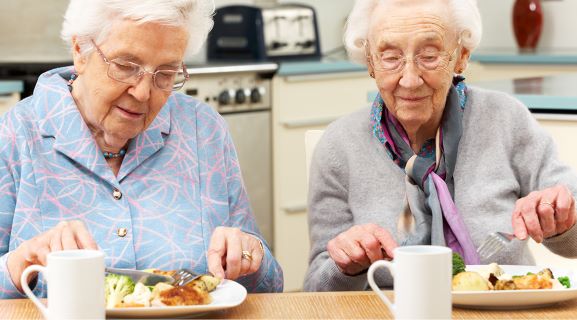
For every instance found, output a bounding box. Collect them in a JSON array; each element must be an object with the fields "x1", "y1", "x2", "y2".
[
  {"x1": 0, "y1": 81, "x2": 23, "y2": 116},
  {"x1": 272, "y1": 63, "x2": 375, "y2": 291}
]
